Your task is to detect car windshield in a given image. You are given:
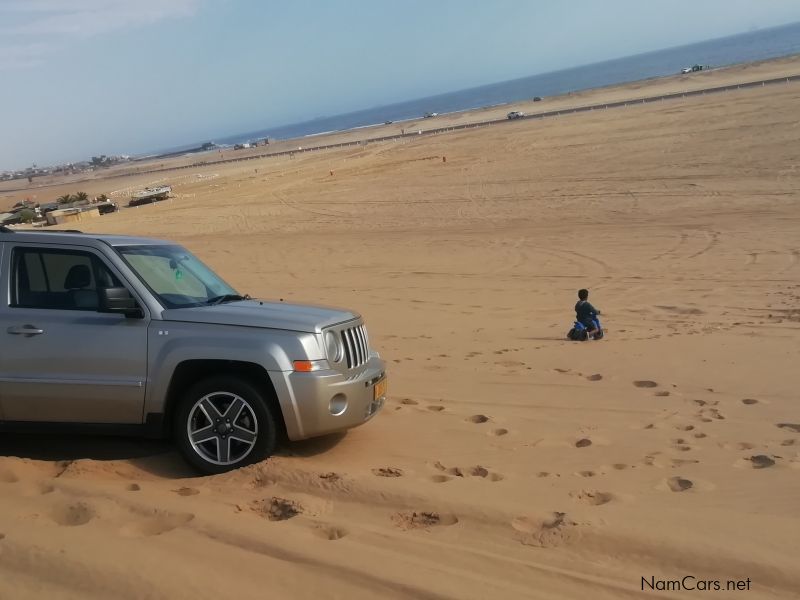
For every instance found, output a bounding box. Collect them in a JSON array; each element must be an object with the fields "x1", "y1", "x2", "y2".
[{"x1": 117, "y1": 245, "x2": 241, "y2": 308}]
